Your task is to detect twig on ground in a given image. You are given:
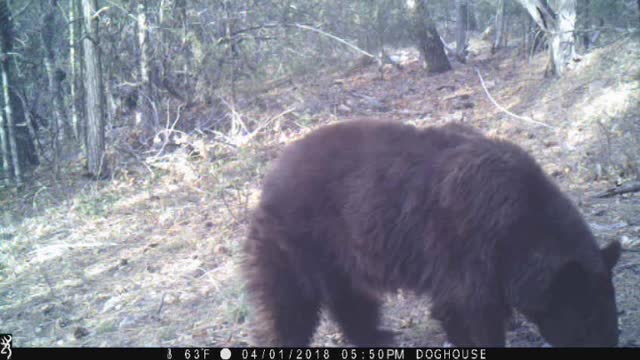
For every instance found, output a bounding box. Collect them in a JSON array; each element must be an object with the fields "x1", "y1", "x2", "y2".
[
  {"x1": 220, "y1": 190, "x2": 244, "y2": 225},
  {"x1": 157, "y1": 293, "x2": 166, "y2": 315},
  {"x1": 594, "y1": 181, "x2": 640, "y2": 198},
  {"x1": 115, "y1": 143, "x2": 155, "y2": 177},
  {"x1": 474, "y1": 67, "x2": 555, "y2": 129}
]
